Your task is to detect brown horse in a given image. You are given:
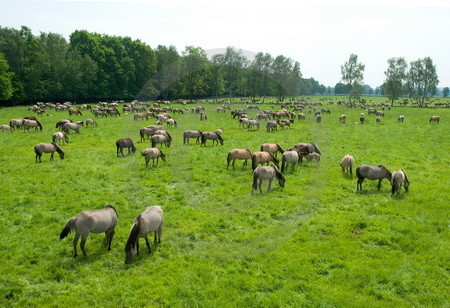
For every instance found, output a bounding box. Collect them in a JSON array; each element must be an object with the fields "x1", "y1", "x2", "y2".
[
  {"x1": 34, "y1": 142, "x2": 65, "y2": 162},
  {"x1": 141, "y1": 147, "x2": 166, "y2": 167},
  {"x1": 391, "y1": 169, "x2": 410, "y2": 196},
  {"x1": 260, "y1": 142, "x2": 285, "y2": 158},
  {"x1": 251, "y1": 151, "x2": 279, "y2": 170},
  {"x1": 227, "y1": 148, "x2": 252, "y2": 169},
  {"x1": 116, "y1": 138, "x2": 136, "y2": 157},
  {"x1": 252, "y1": 165, "x2": 286, "y2": 193},
  {"x1": 429, "y1": 116, "x2": 440, "y2": 123}
]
